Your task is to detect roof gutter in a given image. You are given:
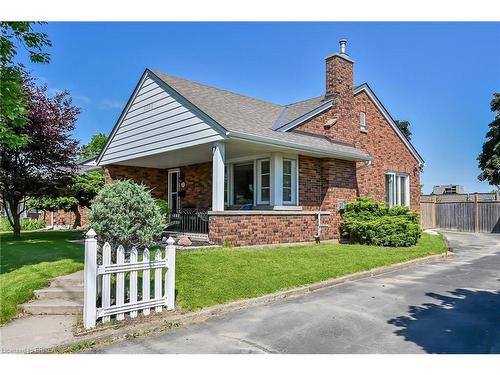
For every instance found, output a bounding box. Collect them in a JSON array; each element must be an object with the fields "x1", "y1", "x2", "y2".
[{"x1": 226, "y1": 130, "x2": 371, "y2": 162}]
